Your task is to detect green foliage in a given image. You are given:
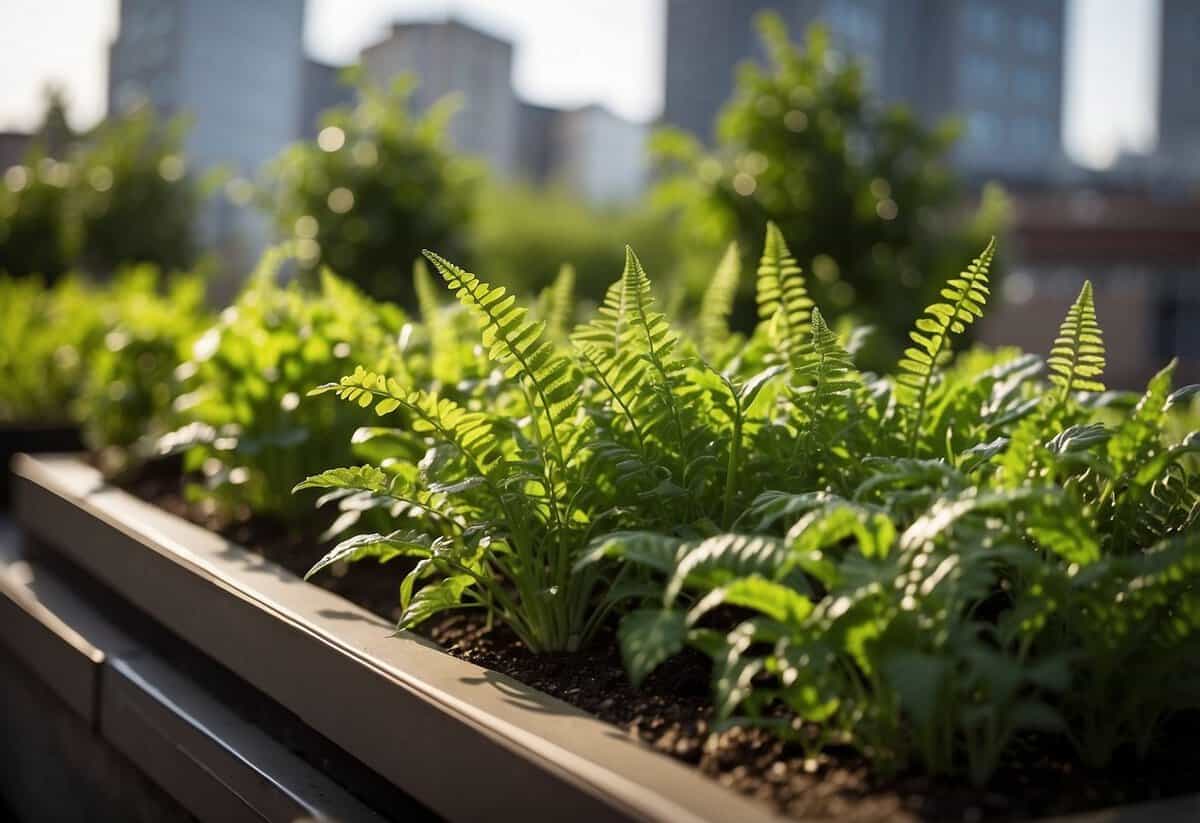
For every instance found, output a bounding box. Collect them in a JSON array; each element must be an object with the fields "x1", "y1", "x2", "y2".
[
  {"x1": 161, "y1": 254, "x2": 406, "y2": 518},
  {"x1": 653, "y1": 13, "x2": 1009, "y2": 370},
  {"x1": 1048, "y1": 279, "x2": 1106, "y2": 402},
  {"x1": 0, "y1": 99, "x2": 199, "y2": 279},
  {"x1": 472, "y1": 182, "x2": 678, "y2": 308},
  {"x1": 0, "y1": 274, "x2": 104, "y2": 423},
  {"x1": 75, "y1": 267, "x2": 210, "y2": 470},
  {"x1": 269, "y1": 75, "x2": 477, "y2": 304}
]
